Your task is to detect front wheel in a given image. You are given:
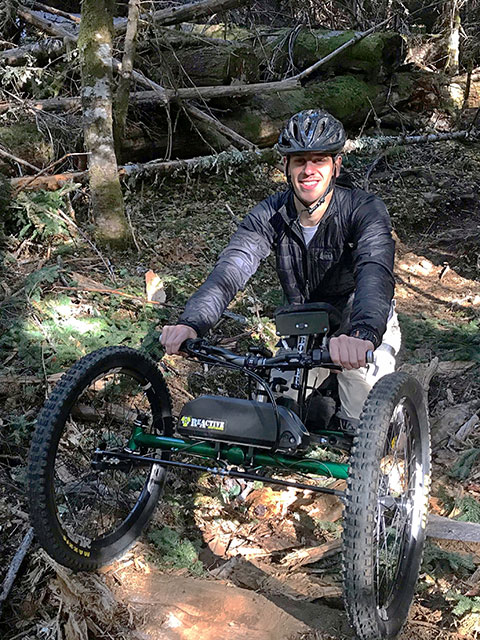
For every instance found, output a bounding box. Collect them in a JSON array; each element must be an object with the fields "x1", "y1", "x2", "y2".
[
  {"x1": 342, "y1": 372, "x2": 430, "y2": 640},
  {"x1": 28, "y1": 347, "x2": 173, "y2": 571}
]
